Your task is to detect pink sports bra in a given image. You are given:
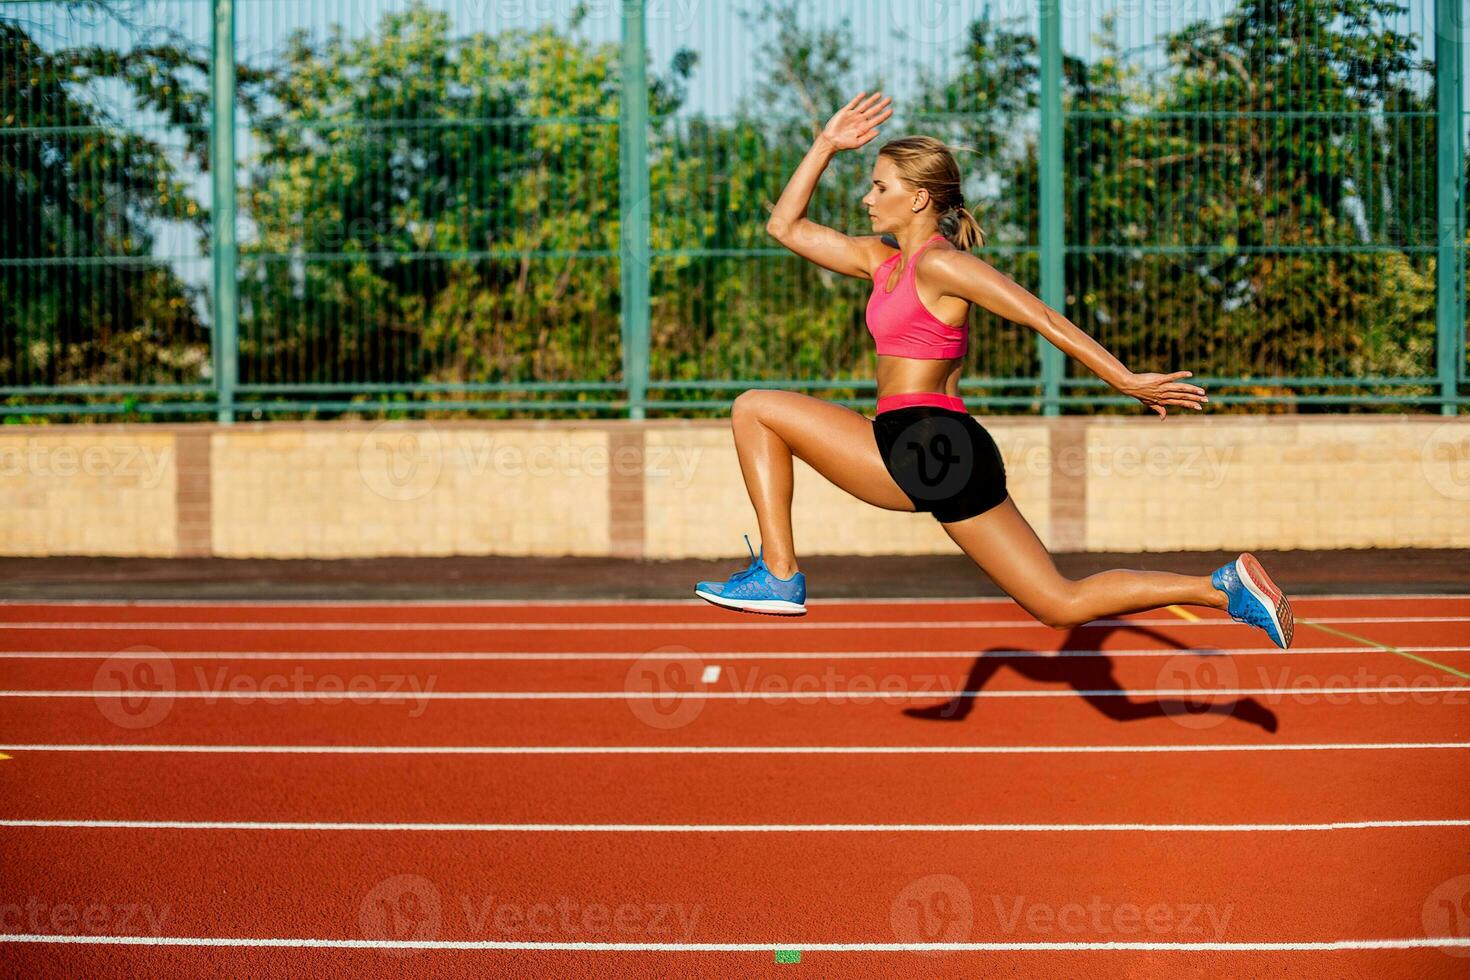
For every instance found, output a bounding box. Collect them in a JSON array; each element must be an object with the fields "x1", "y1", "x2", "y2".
[{"x1": 865, "y1": 234, "x2": 968, "y2": 359}]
